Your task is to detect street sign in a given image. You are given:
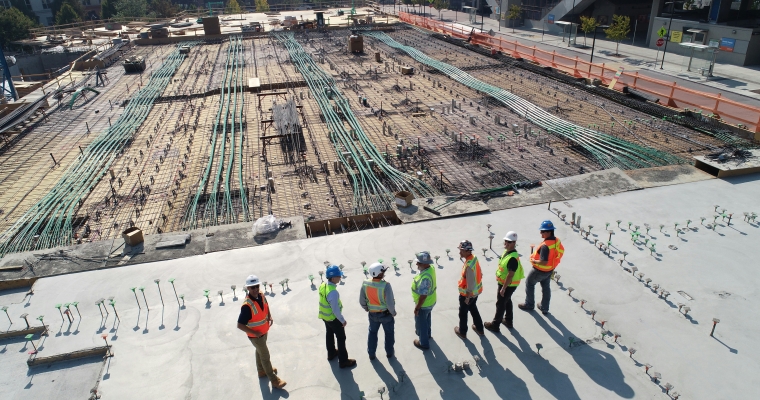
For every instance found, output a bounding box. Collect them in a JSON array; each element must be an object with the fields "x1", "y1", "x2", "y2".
[
  {"x1": 548, "y1": 14, "x2": 555, "y2": 24},
  {"x1": 658, "y1": 27, "x2": 667, "y2": 38},
  {"x1": 656, "y1": 38, "x2": 665, "y2": 47}
]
